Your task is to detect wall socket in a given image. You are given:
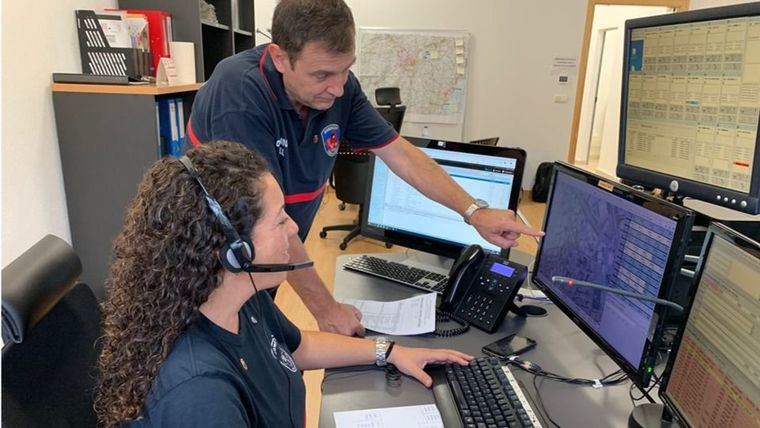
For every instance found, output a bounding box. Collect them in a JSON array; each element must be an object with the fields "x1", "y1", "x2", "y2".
[
  {"x1": 422, "y1": 125, "x2": 430, "y2": 137},
  {"x1": 553, "y1": 94, "x2": 569, "y2": 103}
]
